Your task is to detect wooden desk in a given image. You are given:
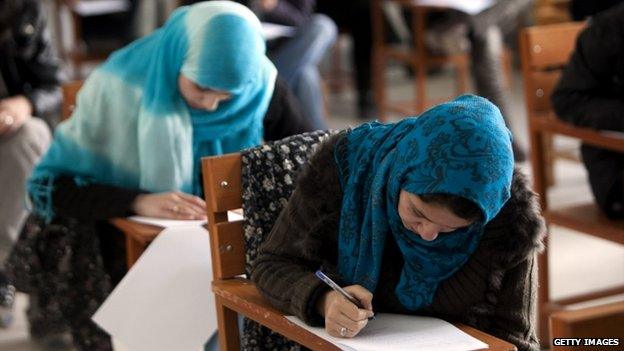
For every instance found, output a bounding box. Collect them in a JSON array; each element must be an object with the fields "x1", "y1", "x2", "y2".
[
  {"x1": 110, "y1": 218, "x2": 162, "y2": 268},
  {"x1": 213, "y1": 279, "x2": 517, "y2": 351}
]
